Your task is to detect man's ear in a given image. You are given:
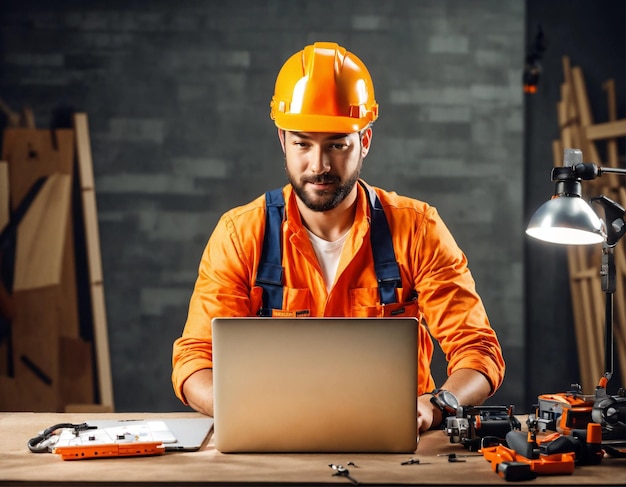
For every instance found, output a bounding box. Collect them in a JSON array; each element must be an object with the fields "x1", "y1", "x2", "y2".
[
  {"x1": 278, "y1": 129, "x2": 286, "y2": 153},
  {"x1": 360, "y1": 127, "x2": 373, "y2": 157}
]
